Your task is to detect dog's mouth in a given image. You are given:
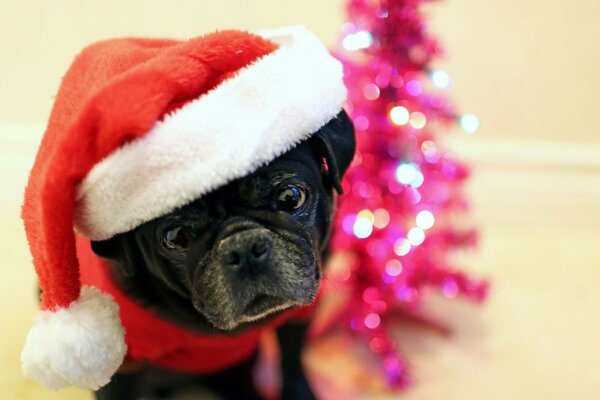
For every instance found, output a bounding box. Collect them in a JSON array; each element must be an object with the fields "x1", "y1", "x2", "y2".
[{"x1": 239, "y1": 294, "x2": 295, "y2": 323}]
